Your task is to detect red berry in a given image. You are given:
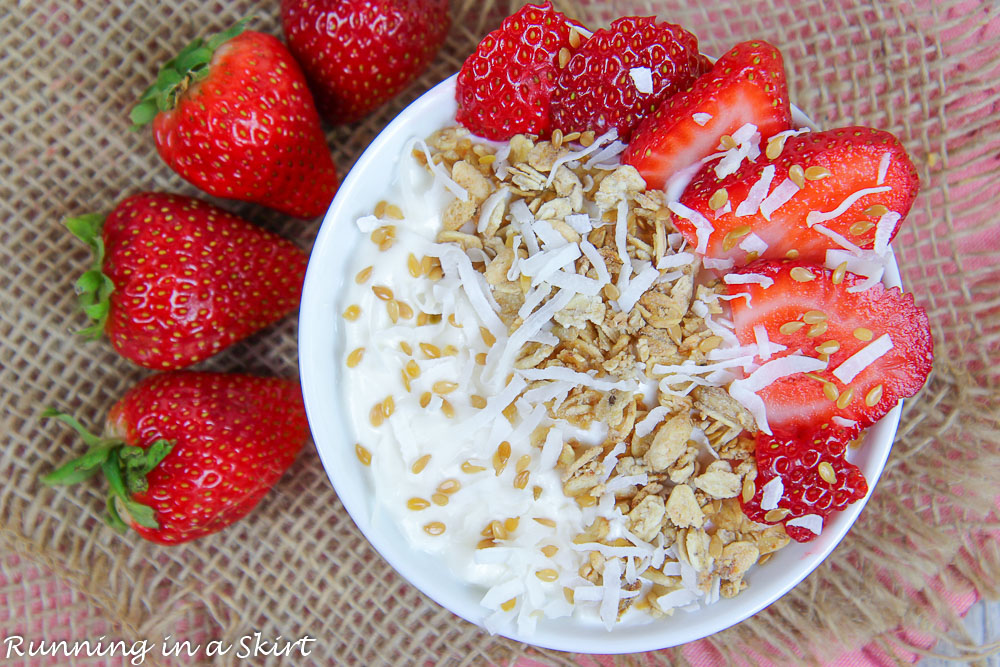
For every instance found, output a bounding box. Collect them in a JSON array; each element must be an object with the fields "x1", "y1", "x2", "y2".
[
  {"x1": 455, "y1": 1, "x2": 584, "y2": 141},
  {"x1": 43, "y1": 372, "x2": 309, "y2": 545},
  {"x1": 741, "y1": 427, "x2": 868, "y2": 542},
  {"x1": 675, "y1": 127, "x2": 920, "y2": 267},
  {"x1": 282, "y1": 0, "x2": 450, "y2": 124},
  {"x1": 551, "y1": 16, "x2": 702, "y2": 141},
  {"x1": 67, "y1": 192, "x2": 307, "y2": 370},
  {"x1": 132, "y1": 22, "x2": 338, "y2": 218},
  {"x1": 624, "y1": 40, "x2": 791, "y2": 190},
  {"x1": 727, "y1": 260, "x2": 934, "y2": 435}
]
